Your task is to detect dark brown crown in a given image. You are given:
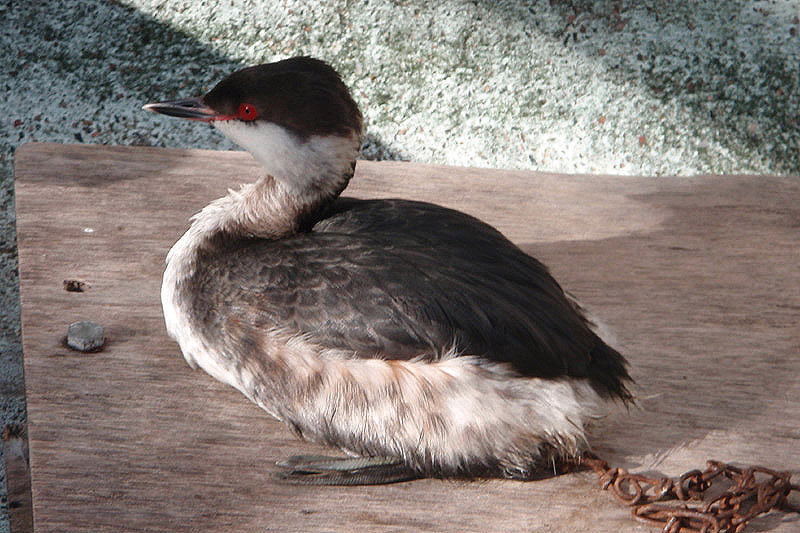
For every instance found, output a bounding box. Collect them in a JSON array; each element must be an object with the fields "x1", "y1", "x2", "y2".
[{"x1": 202, "y1": 57, "x2": 363, "y2": 140}]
